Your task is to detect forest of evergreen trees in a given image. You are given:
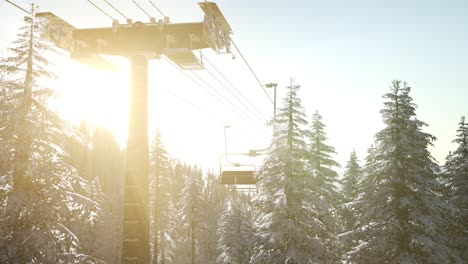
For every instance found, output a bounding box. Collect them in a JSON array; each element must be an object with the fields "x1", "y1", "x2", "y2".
[{"x1": 0, "y1": 13, "x2": 466, "y2": 264}]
